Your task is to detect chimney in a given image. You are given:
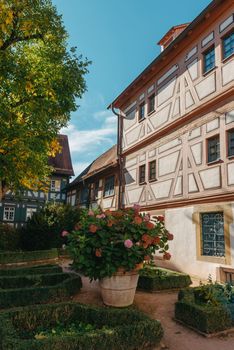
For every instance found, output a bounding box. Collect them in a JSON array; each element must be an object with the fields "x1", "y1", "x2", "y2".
[{"x1": 157, "y1": 23, "x2": 190, "y2": 52}]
